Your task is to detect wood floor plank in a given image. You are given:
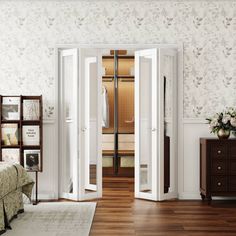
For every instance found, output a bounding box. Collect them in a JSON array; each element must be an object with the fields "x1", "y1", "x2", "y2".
[{"x1": 90, "y1": 177, "x2": 236, "y2": 236}]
